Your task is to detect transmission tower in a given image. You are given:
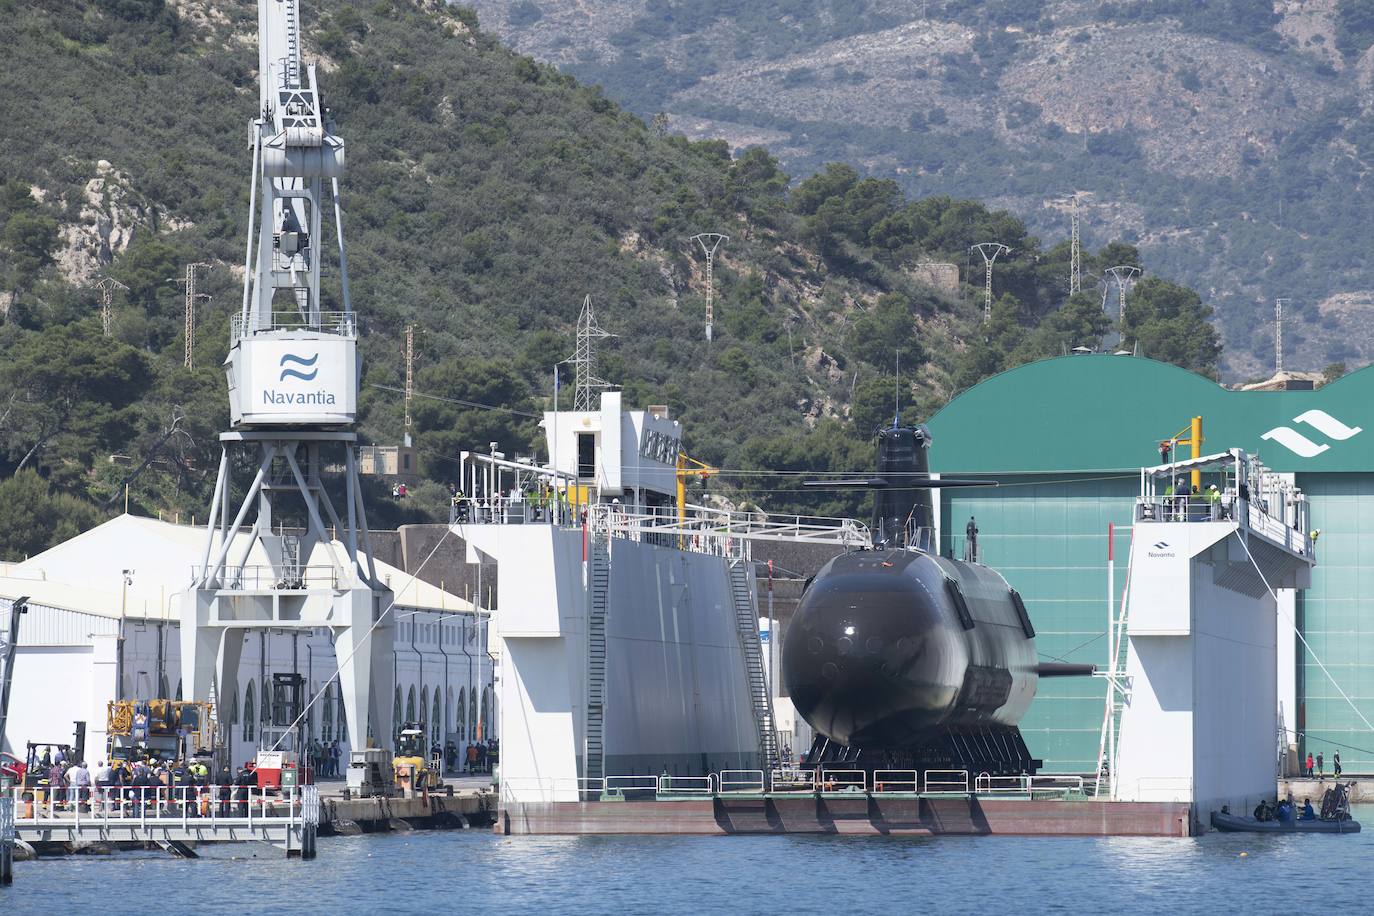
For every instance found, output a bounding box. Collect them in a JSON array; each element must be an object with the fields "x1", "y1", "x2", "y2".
[
  {"x1": 1069, "y1": 194, "x2": 1082, "y2": 295},
  {"x1": 691, "y1": 232, "x2": 729, "y2": 341},
  {"x1": 93, "y1": 277, "x2": 128, "y2": 337},
  {"x1": 172, "y1": 262, "x2": 211, "y2": 368},
  {"x1": 404, "y1": 322, "x2": 416, "y2": 442},
  {"x1": 568, "y1": 294, "x2": 614, "y2": 411},
  {"x1": 1104, "y1": 265, "x2": 1140, "y2": 321},
  {"x1": 1275, "y1": 298, "x2": 1289, "y2": 373},
  {"x1": 970, "y1": 242, "x2": 1010, "y2": 323}
]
